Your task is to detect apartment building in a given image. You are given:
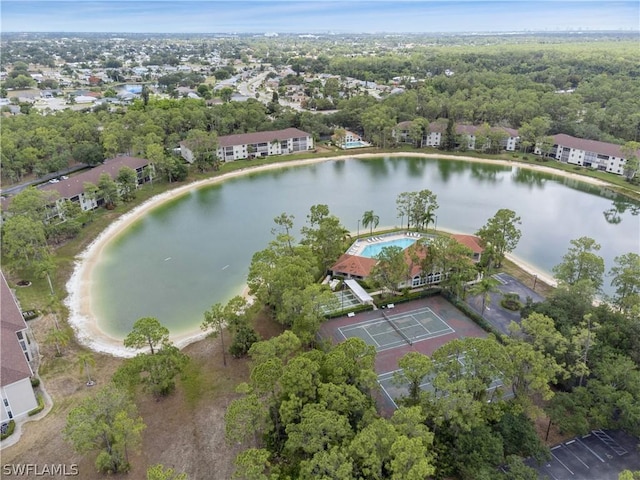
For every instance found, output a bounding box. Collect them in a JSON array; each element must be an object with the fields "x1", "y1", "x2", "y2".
[
  {"x1": 1, "y1": 272, "x2": 38, "y2": 427},
  {"x1": 393, "y1": 121, "x2": 520, "y2": 151},
  {"x1": 216, "y1": 128, "x2": 313, "y2": 162},
  {"x1": 538, "y1": 133, "x2": 633, "y2": 176}
]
